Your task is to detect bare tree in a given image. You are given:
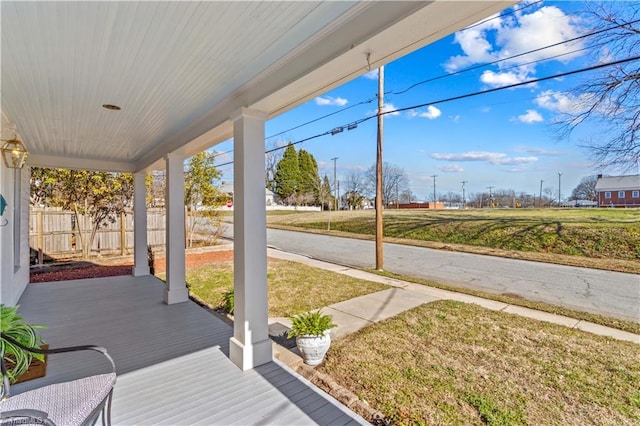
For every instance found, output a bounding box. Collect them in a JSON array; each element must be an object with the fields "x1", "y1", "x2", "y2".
[
  {"x1": 342, "y1": 170, "x2": 367, "y2": 209},
  {"x1": 364, "y1": 162, "x2": 410, "y2": 207},
  {"x1": 265, "y1": 139, "x2": 287, "y2": 191},
  {"x1": 399, "y1": 189, "x2": 415, "y2": 203},
  {"x1": 557, "y1": 3, "x2": 639, "y2": 170},
  {"x1": 148, "y1": 170, "x2": 166, "y2": 207},
  {"x1": 570, "y1": 175, "x2": 598, "y2": 200},
  {"x1": 543, "y1": 187, "x2": 556, "y2": 206}
]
